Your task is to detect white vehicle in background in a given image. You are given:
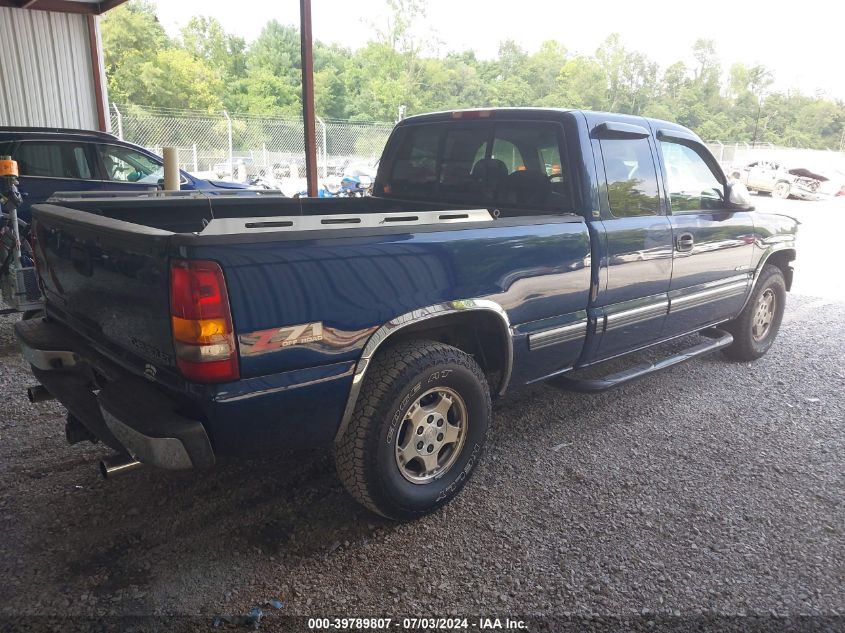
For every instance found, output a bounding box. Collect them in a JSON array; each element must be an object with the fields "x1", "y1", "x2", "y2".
[{"x1": 739, "y1": 160, "x2": 829, "y2": 200}]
